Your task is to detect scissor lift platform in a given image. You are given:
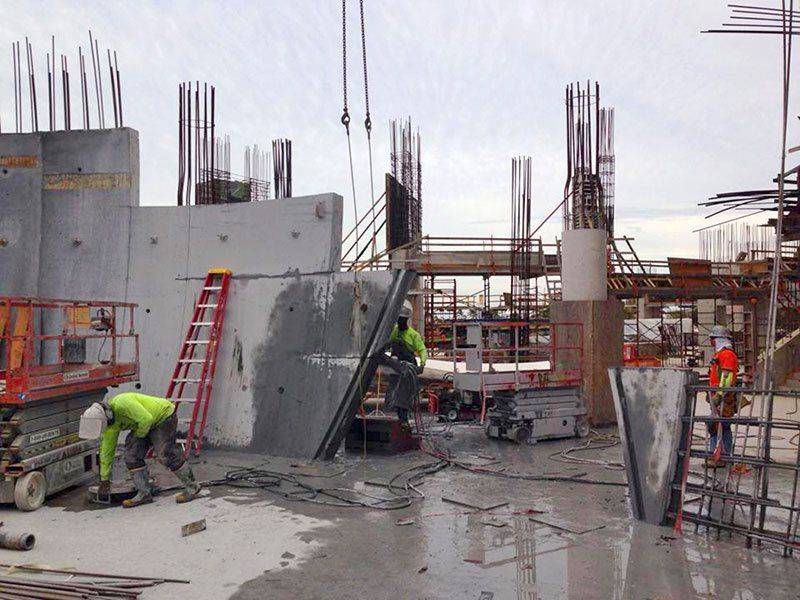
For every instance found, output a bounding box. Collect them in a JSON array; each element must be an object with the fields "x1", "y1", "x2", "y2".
[{"x1": 0, "y1": 297, "x2": 139, "y2": 510}]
